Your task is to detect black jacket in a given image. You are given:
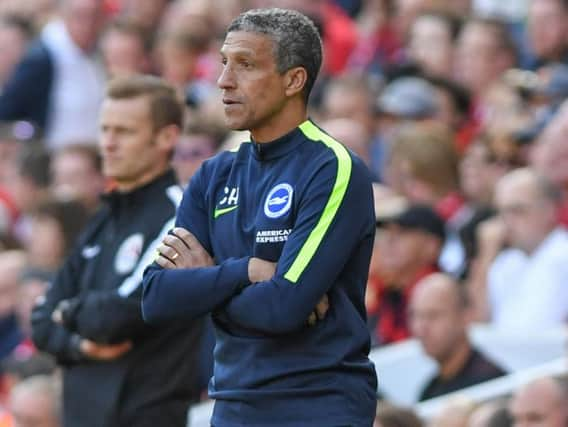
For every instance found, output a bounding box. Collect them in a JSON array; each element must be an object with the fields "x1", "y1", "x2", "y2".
[{"x1": 32, "y1": 170, "x2": 203, "y2": 427}]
